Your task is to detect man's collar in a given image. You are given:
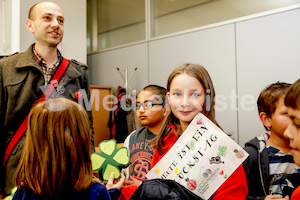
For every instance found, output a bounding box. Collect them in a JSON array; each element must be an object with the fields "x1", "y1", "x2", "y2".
[{"x1": 32, "y1": 44, "x2": 62, "y2": 65}]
